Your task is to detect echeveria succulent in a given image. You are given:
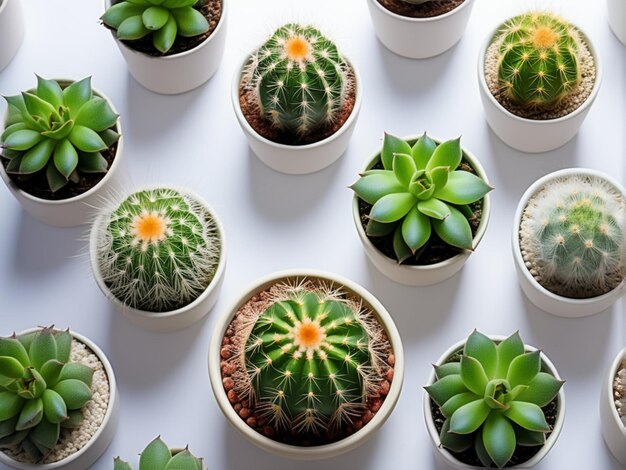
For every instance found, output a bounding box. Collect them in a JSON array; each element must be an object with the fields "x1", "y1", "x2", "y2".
[{"x1": 114, "y1": 436, "x2": 203, "y2": 470}]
